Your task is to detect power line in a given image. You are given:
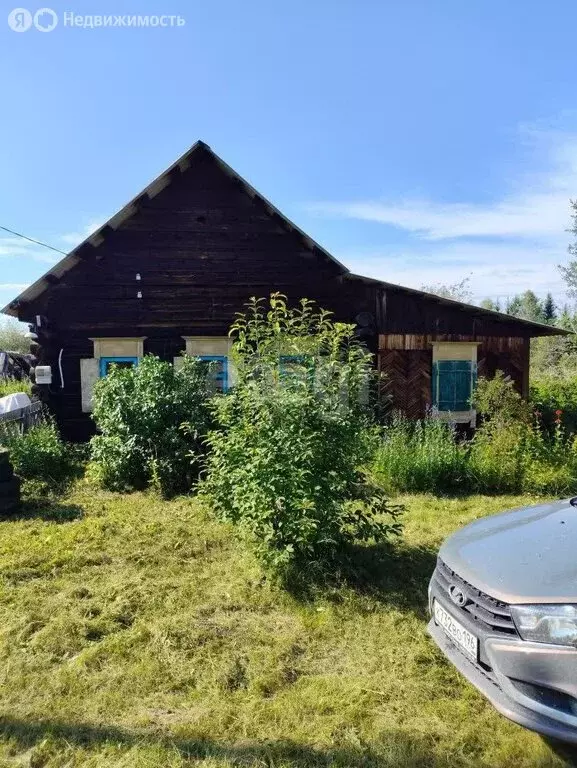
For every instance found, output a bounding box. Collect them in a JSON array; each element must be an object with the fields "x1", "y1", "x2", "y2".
[{"x1": 0, "y1": 225, "x2": 67, "y2": 256}]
